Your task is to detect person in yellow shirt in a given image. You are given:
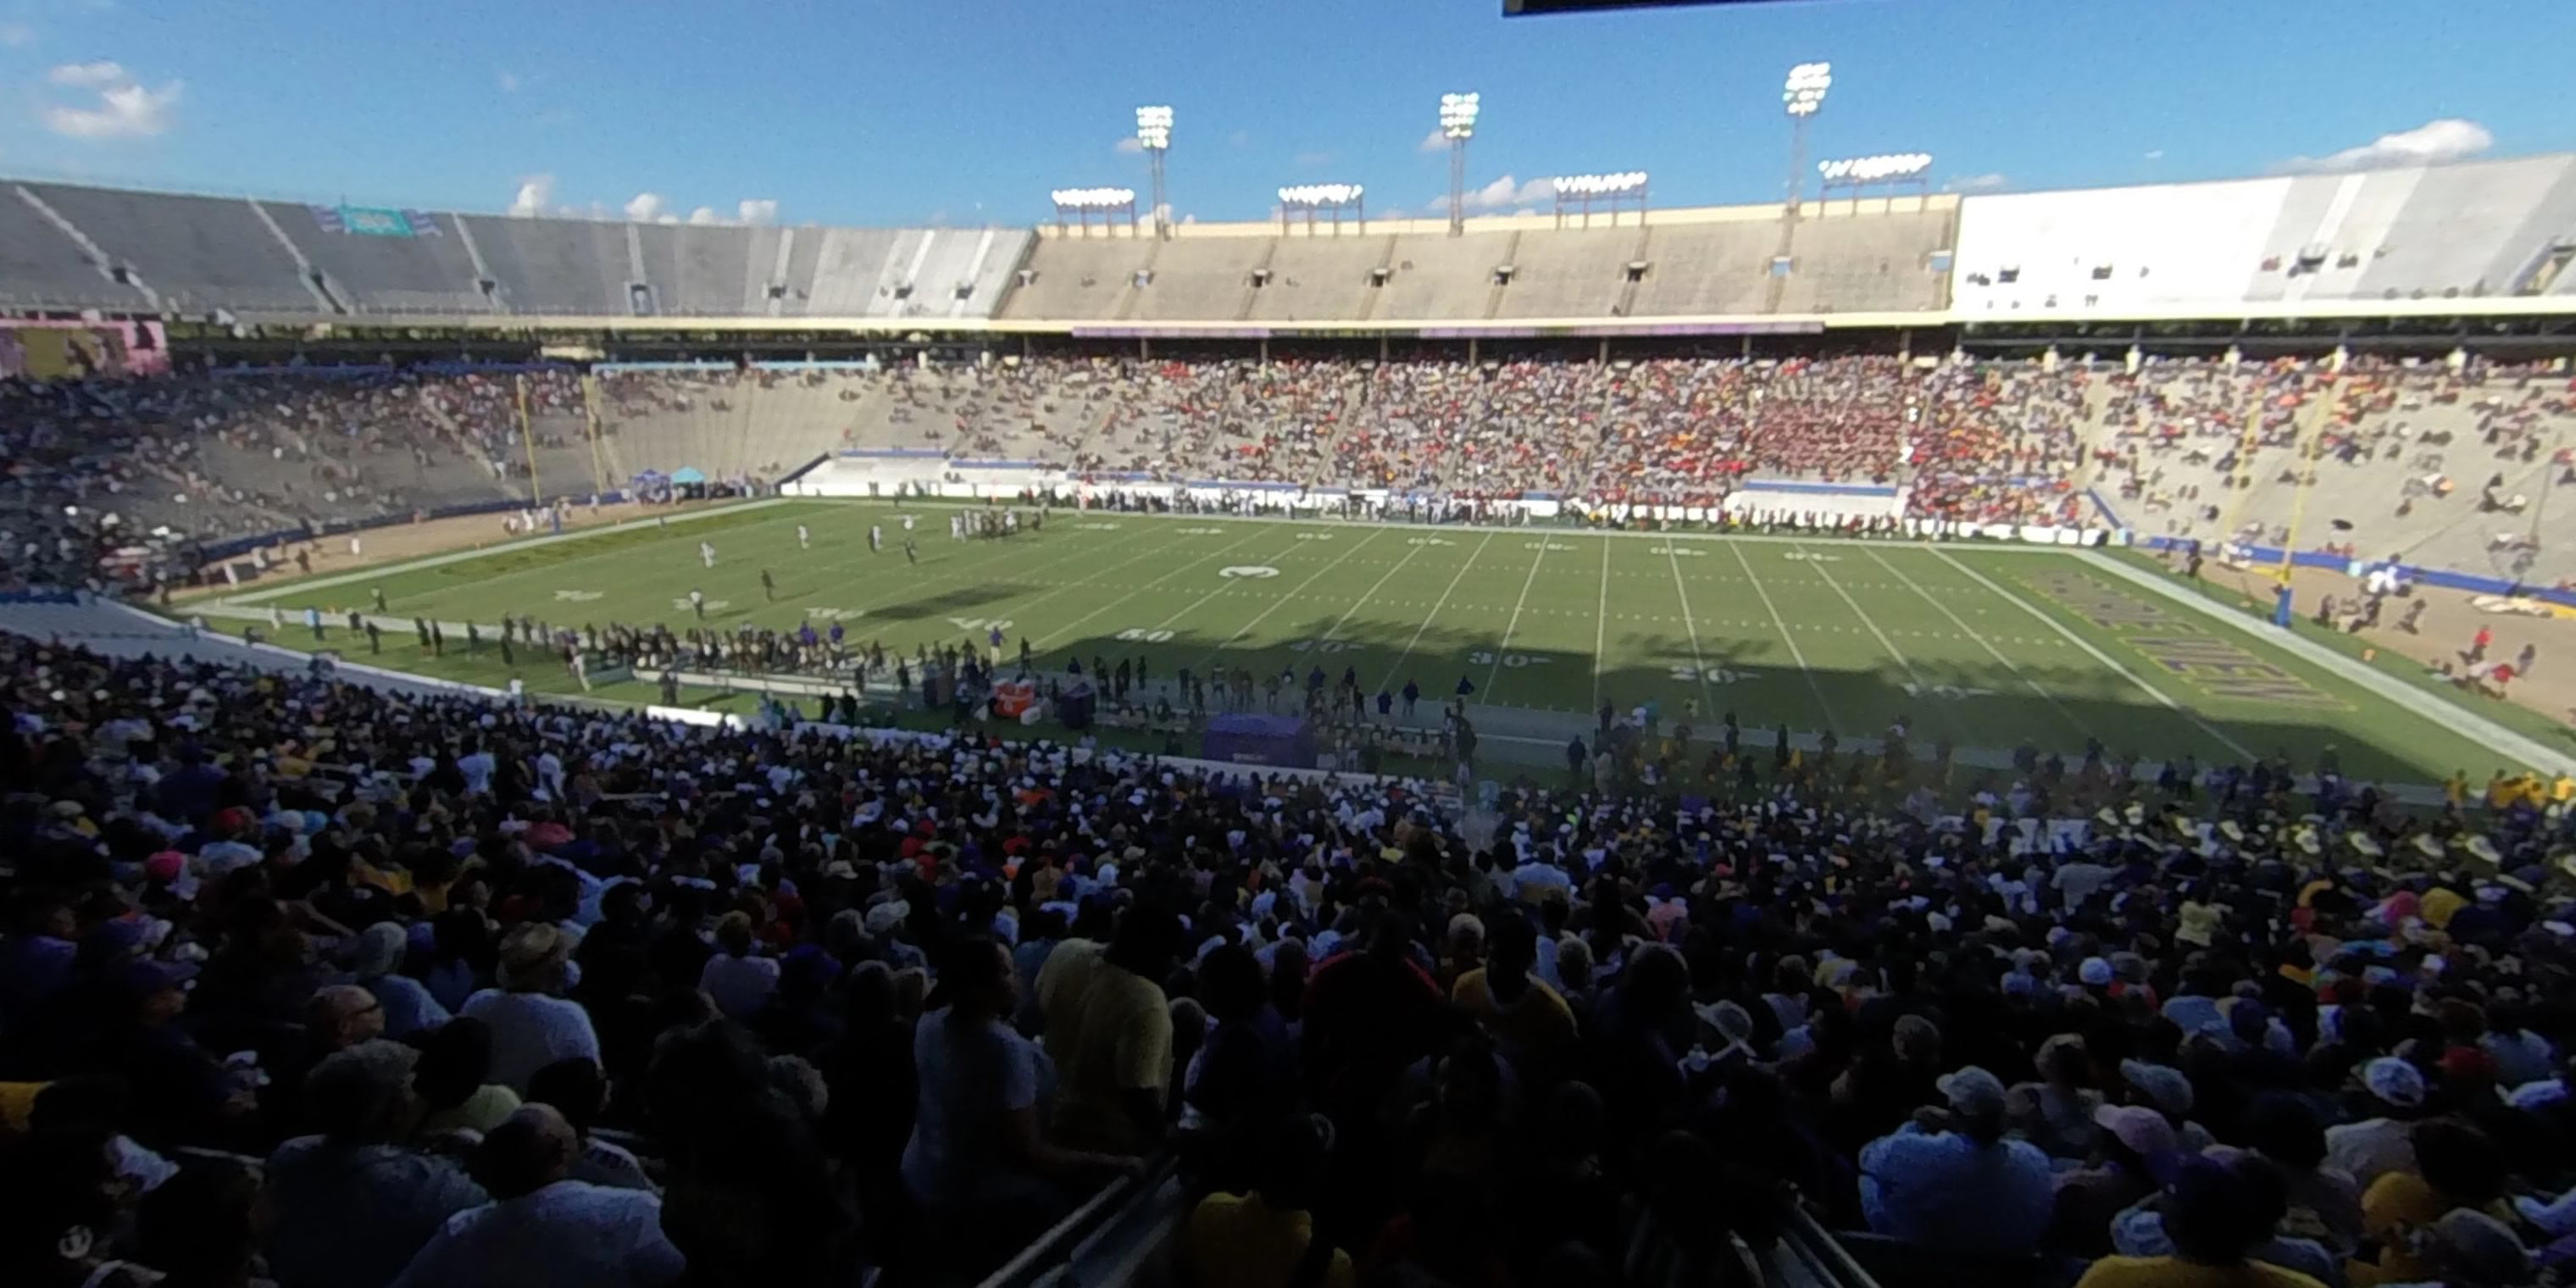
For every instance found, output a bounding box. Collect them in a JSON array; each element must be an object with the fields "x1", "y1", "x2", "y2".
[
  {"x1": 2348, "y1": 1119, "x2": 2513, "y2": 1286},
  {"x1": 1182, "y1": 1115, "x2": 1353, "y2": 1288},
  {"x1": 2443, "y1": 770, "x2": 2470, "y2": 810},
  {"x1": 1035, "y1": 908, "x2": 1182, "y2": 1154},
  {"x1": 2074, "y1": 1156, "x2": 2327, "y2": 1288},
  {"x1": 1449, "y1": 918, "x2": 1576, "y2": 1066}
]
